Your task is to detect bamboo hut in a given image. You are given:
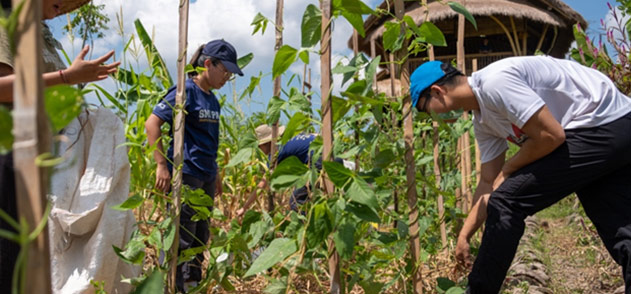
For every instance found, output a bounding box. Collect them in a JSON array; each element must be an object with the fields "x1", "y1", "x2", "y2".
[{"x1": 353, "y1": 0, "x2": 586, "y2": 76}]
